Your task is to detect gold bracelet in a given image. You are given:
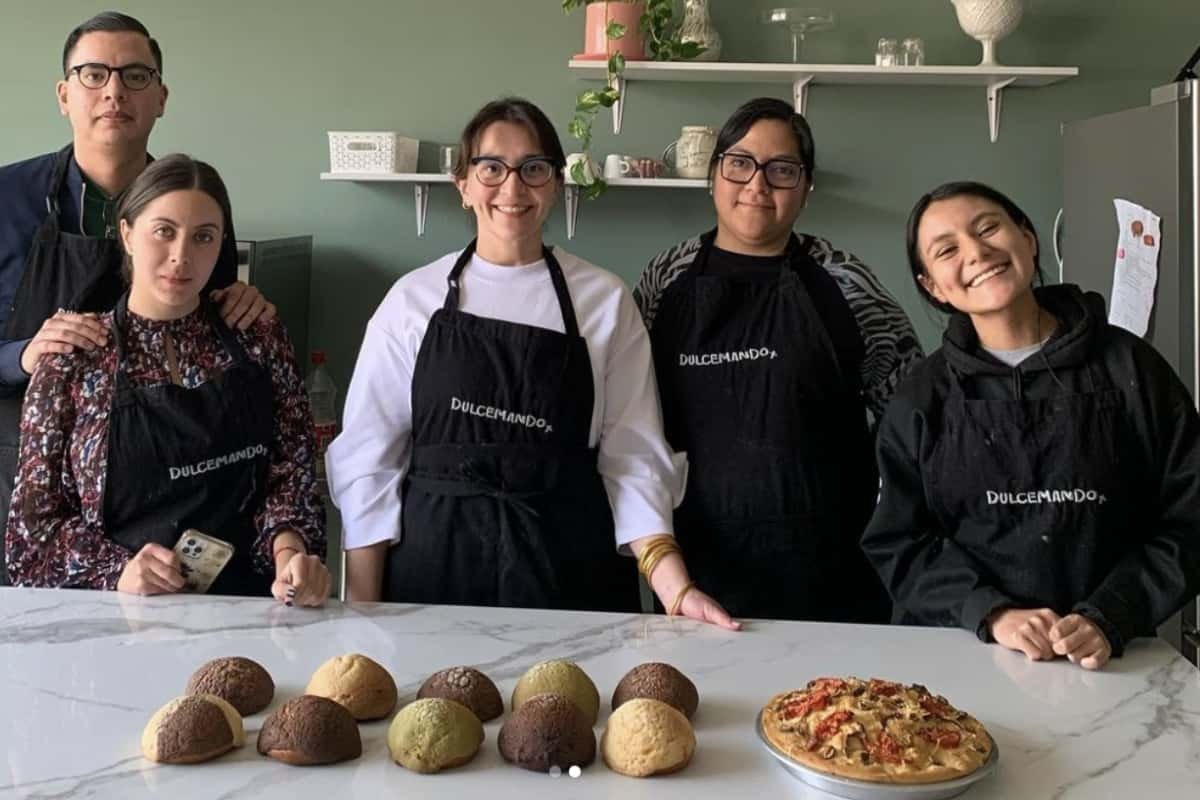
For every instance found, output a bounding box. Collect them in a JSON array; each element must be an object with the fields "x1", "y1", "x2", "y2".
[
  {"x1": 637, "y1": 541, "x2": 670, "y2": 578},
  {"x1": 667, "y1": 581, "x2": 695, "y2": 617},
  {"x1": 636, "y1": 536, "x2": 680, "y2": 580}
]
